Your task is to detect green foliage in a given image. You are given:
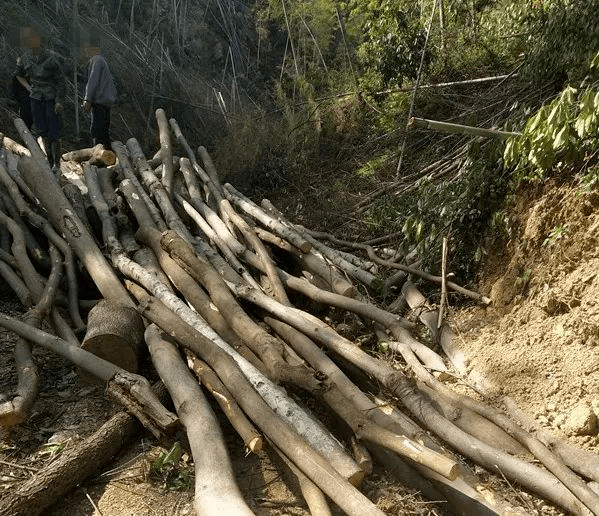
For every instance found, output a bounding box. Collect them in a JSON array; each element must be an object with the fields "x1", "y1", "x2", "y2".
[
  {"x1": 150, "y1": 442, "x2": 193, "y2": 492},
  {"x1": 543, "y1": 225, "x2": 569, "y2": 248},
  {"x1": 504, "y1": 76, "x2": 599, "y2": 183},
  {"x1": 521, "y1": 0, "x2": 599, "y2": 87},
  {"x1": 368, "y1": 140, "x2": 508, "y2": 281},
  {"x1": 351, "y1": 0, "x2": 431, "y2": 89}
]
